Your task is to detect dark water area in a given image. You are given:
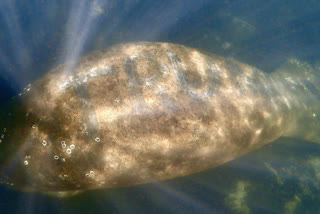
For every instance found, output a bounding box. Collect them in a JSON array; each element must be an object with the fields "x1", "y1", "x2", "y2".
[{"x1": 0, "y1": 0, "x2": 319, "y2": 213}]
